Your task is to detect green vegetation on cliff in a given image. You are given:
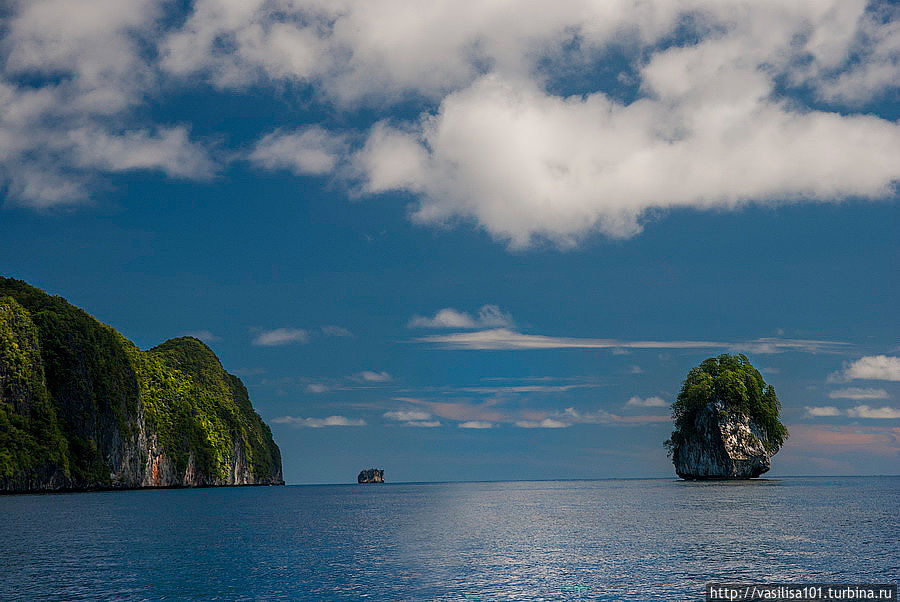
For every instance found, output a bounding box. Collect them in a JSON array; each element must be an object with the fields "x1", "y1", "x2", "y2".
[
  {"x1": 665, "y1": 354, "x2": 788, "y2": 454},
  {"x1": 0, "y1": 277, "x2": 282, "y2": 491},
  {"x1": 0, "y1": 297, "x2": 69, "y2": 479},
  {"x1": 127, "y1": 337, "x2": 279, "y2": 482}
]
